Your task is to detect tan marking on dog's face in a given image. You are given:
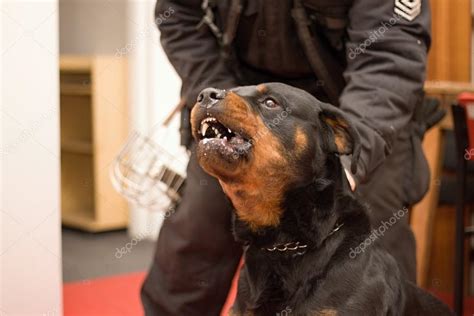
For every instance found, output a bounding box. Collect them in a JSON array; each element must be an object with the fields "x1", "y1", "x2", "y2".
[
  {"x1": 334, "y1": 138, "x2": 347, "y2": 153},
  {"x1": 324, "y1": 117, "x2": 351, "y2": 154},
  {"x1": 256, "y1": 84, "x2": 267, "y2": 94},
  {"x1": 195, "y1": 92, "x2": 297, "y2": 231},
  {"x1": 226, "y1": 91, "x2": 250, "y2": 113},
  {"x1": 294, "y1": 126, "x2": 308, "y2": 155},
  {"x1": 219, "y1": 113, "x2": 294, "y2": 230}
]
